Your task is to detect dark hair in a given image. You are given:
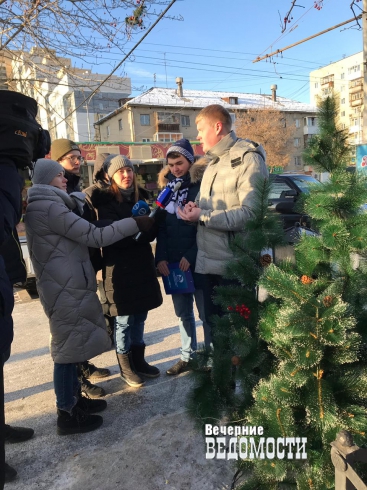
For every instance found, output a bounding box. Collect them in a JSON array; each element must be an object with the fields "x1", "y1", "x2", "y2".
[
  {"x1": 109, "y1": 174, "x2": 139, "y2": 203},
  {"x1": 167, "y1": 151, "x2": 191, "y2": 163}
]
